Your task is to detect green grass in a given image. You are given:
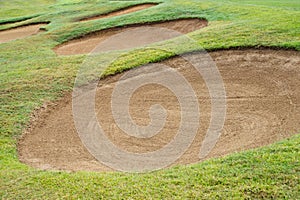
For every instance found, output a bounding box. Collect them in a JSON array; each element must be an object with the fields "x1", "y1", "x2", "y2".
[
  {"x1": 0, "y1": 0, "x2": 300, "y2": 199},
  {"x1": 1, "y1": 135, "x2": 299, "y2": 199}
]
